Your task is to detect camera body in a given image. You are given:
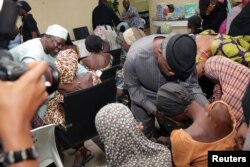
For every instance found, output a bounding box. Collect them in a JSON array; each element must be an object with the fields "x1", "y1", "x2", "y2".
[
  {"x1": 0, "y1": 50, "x2": 60, "y2": 95},
  {"x1": 0, "y1": 0, "x2": 60, "y2": 94}
]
